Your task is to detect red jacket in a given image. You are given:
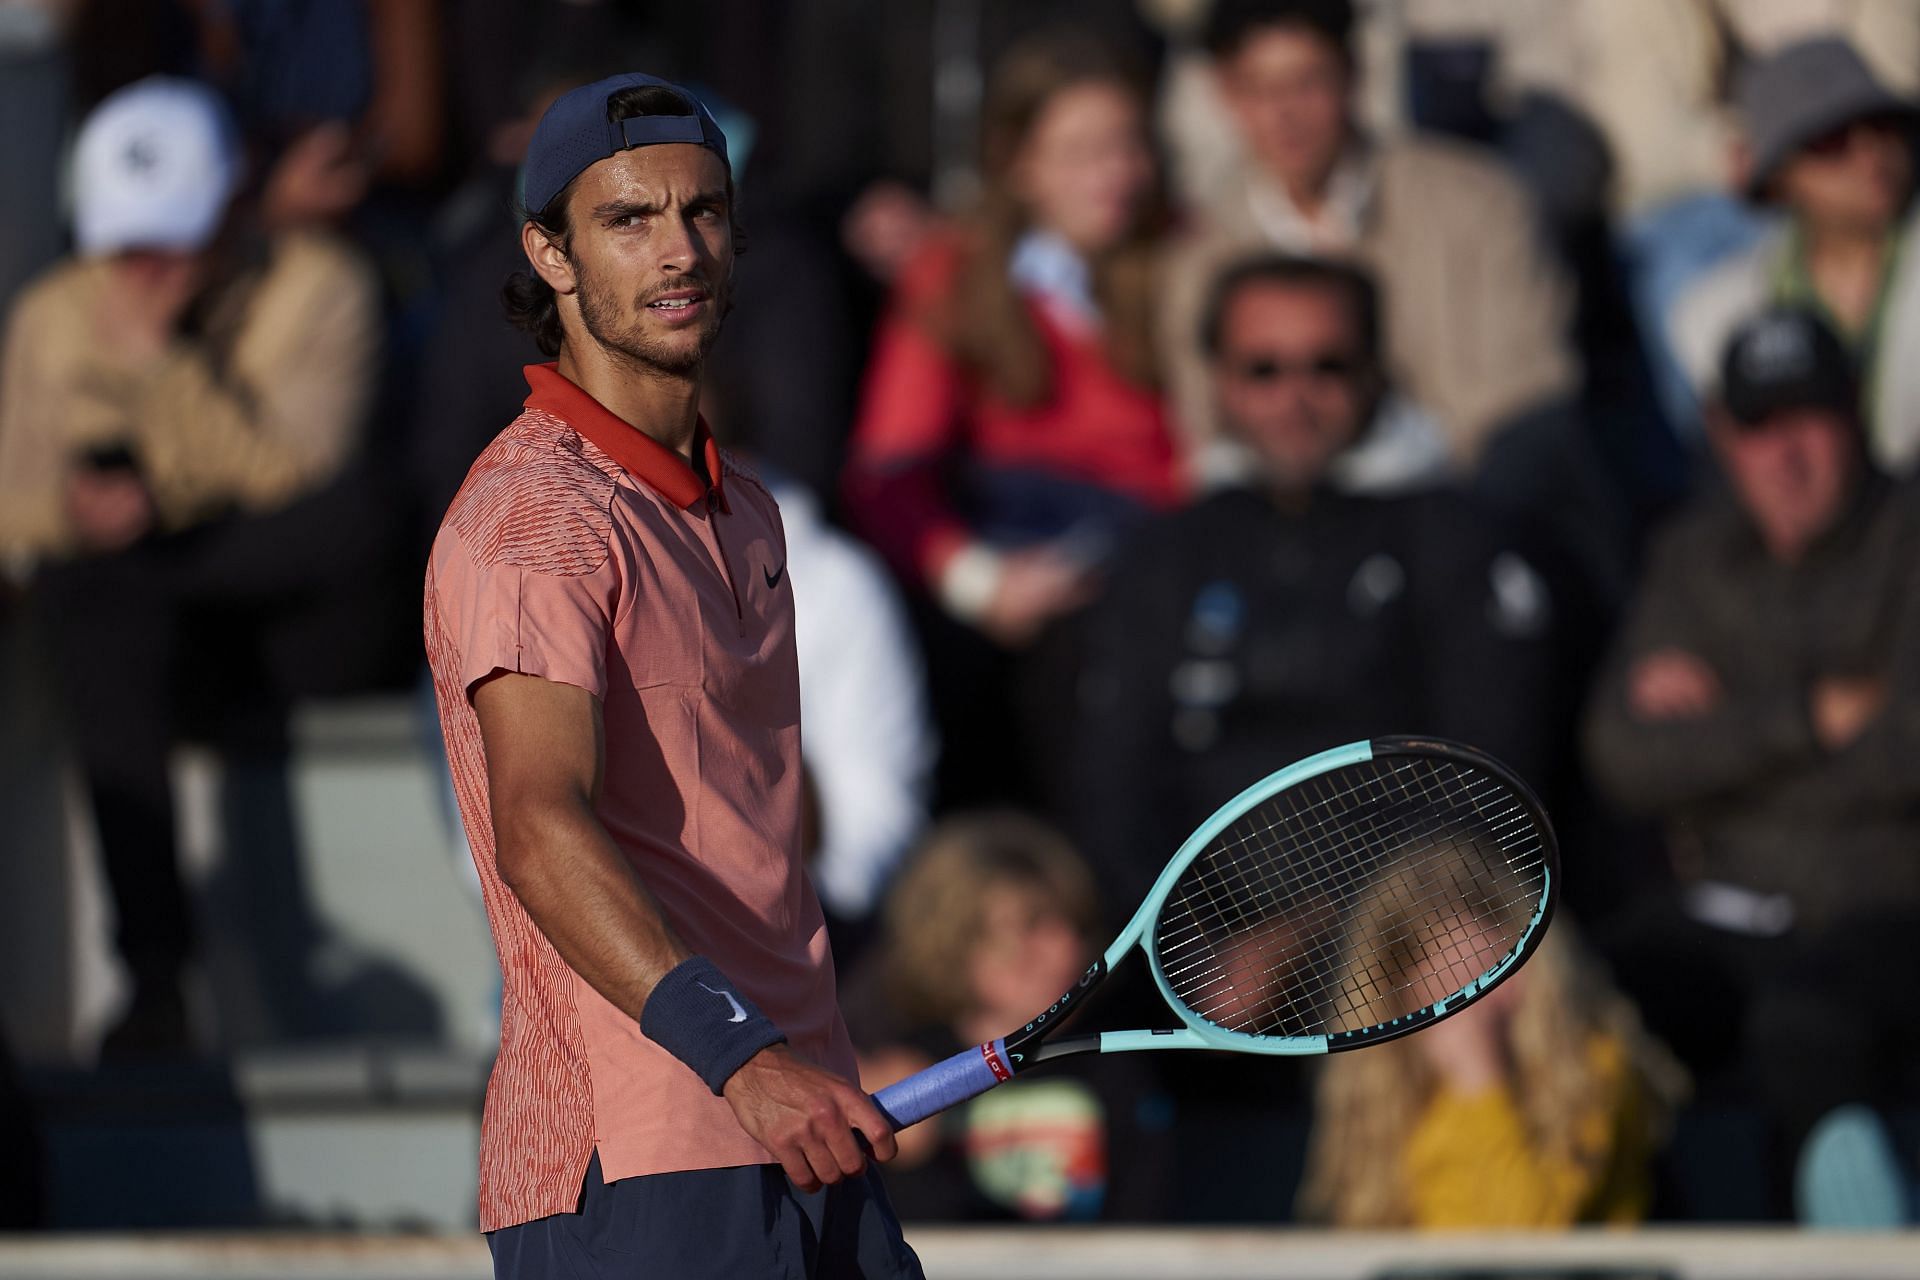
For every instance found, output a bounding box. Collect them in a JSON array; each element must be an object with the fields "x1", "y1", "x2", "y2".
[{"x1": 843, "y1": 237, "x2": 1183, "y2": 586}]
